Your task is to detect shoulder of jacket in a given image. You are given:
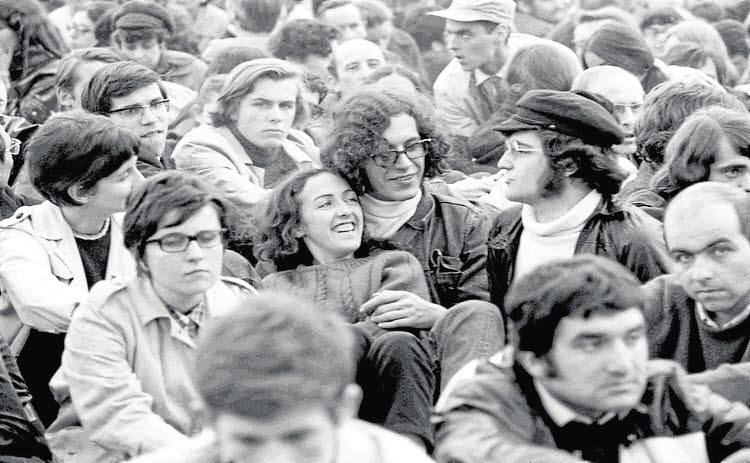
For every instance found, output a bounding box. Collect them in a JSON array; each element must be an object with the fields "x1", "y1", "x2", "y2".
[
  {"x1": 0, "y1": 205, "x2": 33, "y2": 228},
  {"x1": 164, "y1": 49, "x2": 204, "y2": 67},
  {"x1": 219, "y1": 276, "x2": 258, "y2": 295},
  {"x1": 83, "y1": 279, "x2": 131, "y2": 311}
]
